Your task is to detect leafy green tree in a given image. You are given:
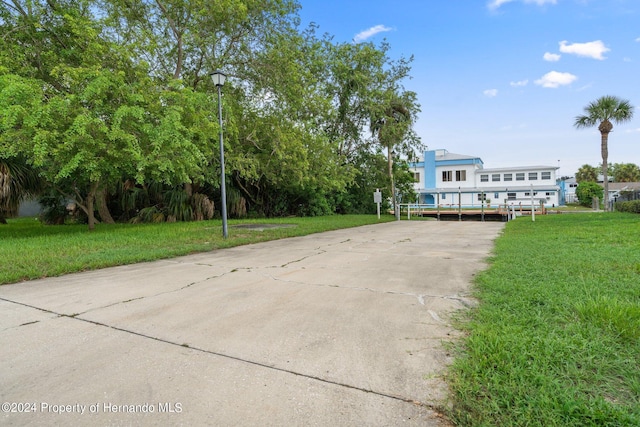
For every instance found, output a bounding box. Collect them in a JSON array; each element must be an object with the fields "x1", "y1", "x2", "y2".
[
  {"x1": 2, "y1": 0, "x2": 422, "y2": 221},
  {"x1": 0, "y1": 1, "x2": 217, "y2": 229},
  {"x1": 575, "y1": 164, "x2": 599, "y2": 183},
  {"x1": 610, "y1": 163, "x2": 640, "y2": 182},
  {"x1": 575, "y1": 181, "x2": 604, "y2": 207},
  {"x1": 574, "y1": 96, "x2": 634, "y2": 210}
]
